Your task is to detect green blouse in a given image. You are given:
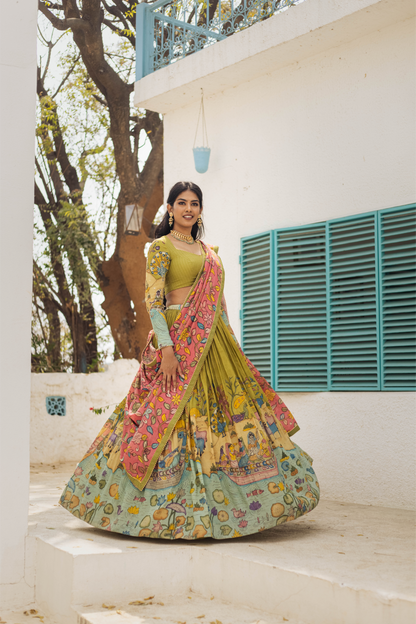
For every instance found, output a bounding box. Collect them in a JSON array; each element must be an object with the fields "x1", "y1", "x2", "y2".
[{"x1": 145, "y1": 236, "x2": 219, "y2": 349}]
